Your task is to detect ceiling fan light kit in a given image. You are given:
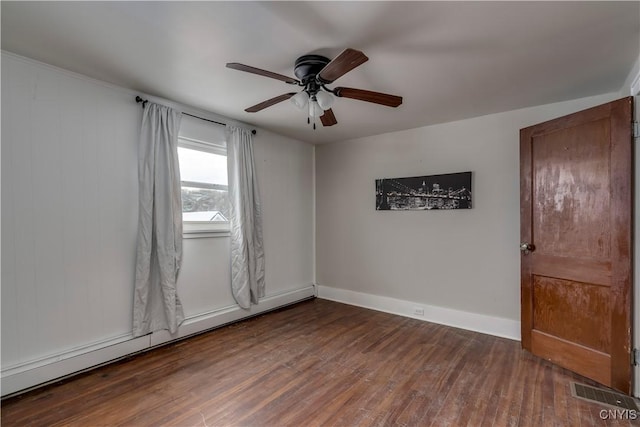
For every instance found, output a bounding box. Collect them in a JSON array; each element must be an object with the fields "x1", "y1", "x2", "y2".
[
  {"x1": 315, "y1": 91, "x2": 334, "y2": 110},
  {"x1": 309, "y1": 98, "x2": 324, "y2": 118},
  {"x1": 290, "y1": 91, "x2": 309, "y2": 109},
  {"x1": 226, "y1": 48, "x2": 403, "y2": 130}
]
